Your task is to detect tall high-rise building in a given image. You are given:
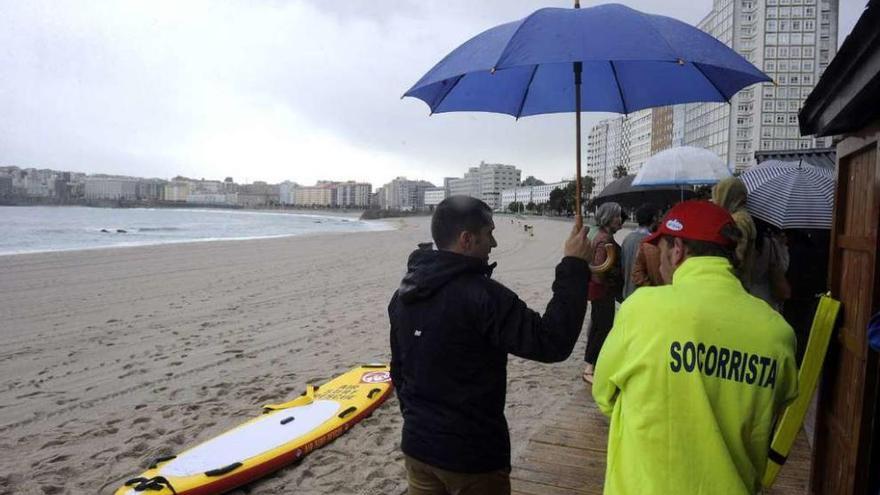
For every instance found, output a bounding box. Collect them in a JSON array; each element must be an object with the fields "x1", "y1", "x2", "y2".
[{"x1": 684, "y1": 0, "x2": 839, "y2": 171}]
